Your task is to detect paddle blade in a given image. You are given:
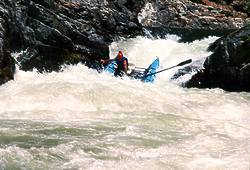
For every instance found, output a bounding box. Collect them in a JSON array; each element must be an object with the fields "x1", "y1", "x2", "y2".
[{"x1": 177, "y1": 59, "x2": 192, "y2": 66}]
